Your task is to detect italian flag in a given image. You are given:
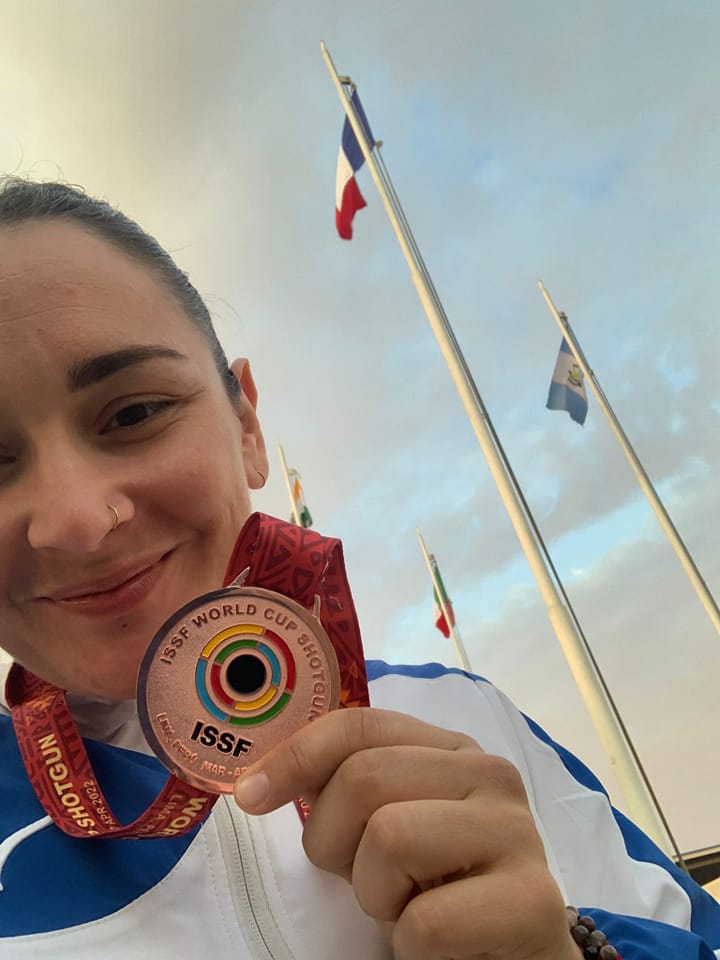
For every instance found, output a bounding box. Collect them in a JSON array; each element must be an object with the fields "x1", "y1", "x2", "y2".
[
  {"x1": 432, "y1": 558, "x2": 455, "y2": 638},
  {"x1": 292, "y1": 476, "x2": 313, "y2": 529}
]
